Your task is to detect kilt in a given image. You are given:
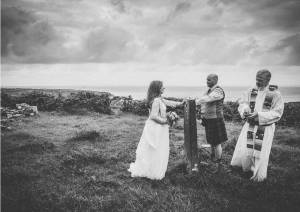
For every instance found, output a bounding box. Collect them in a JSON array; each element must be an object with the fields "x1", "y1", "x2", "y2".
[{"x1": 202, "y1": 118, "x2": 227, "y2": 145}]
